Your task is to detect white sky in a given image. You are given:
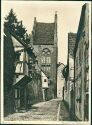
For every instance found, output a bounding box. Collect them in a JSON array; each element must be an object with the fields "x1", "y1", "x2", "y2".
[{"x1": 2, "y1": 1, "x2": 87, "y2": 65}]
